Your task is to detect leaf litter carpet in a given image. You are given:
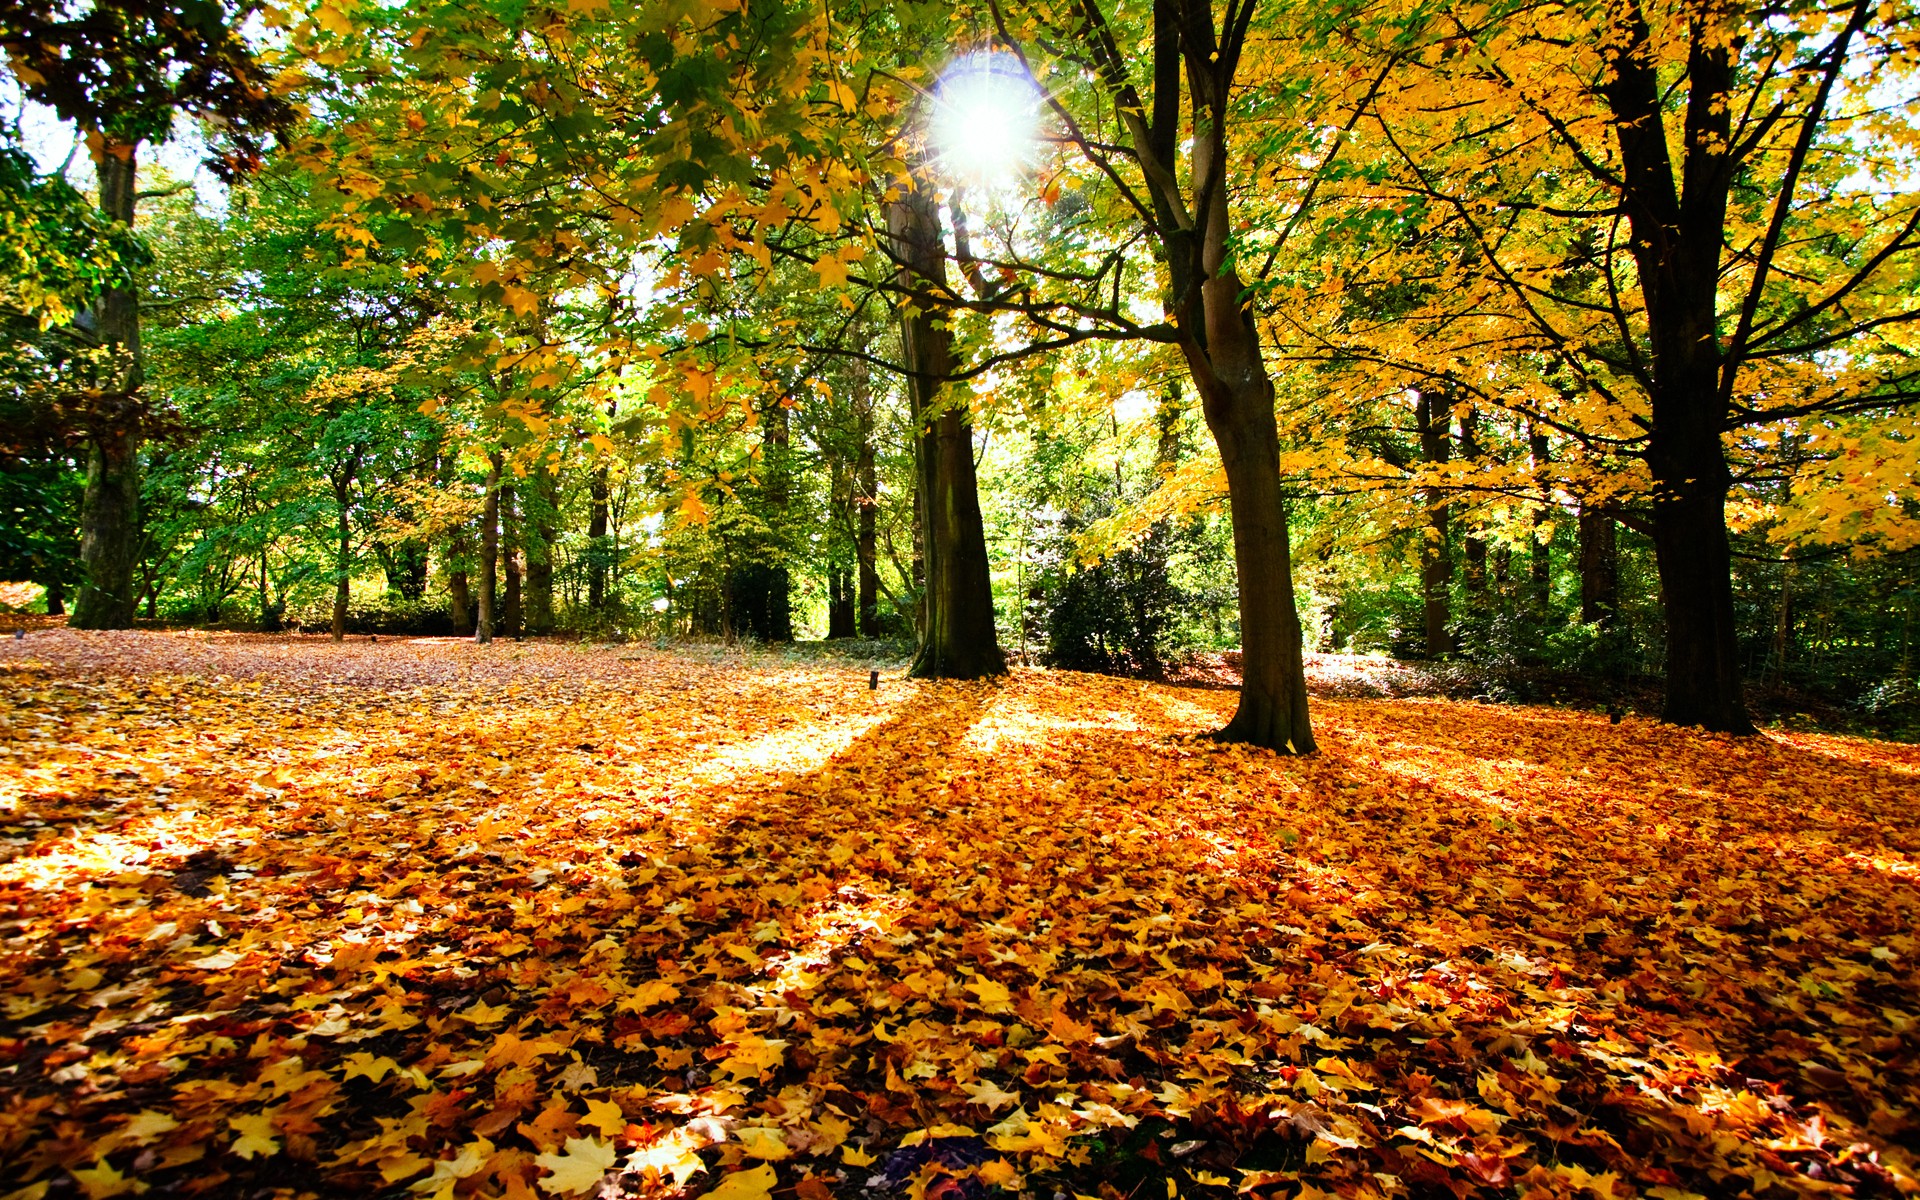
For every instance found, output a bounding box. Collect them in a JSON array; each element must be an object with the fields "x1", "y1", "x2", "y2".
[{"x1": 1, "y1": 632, "x2": 1916, "y2": 1200}]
